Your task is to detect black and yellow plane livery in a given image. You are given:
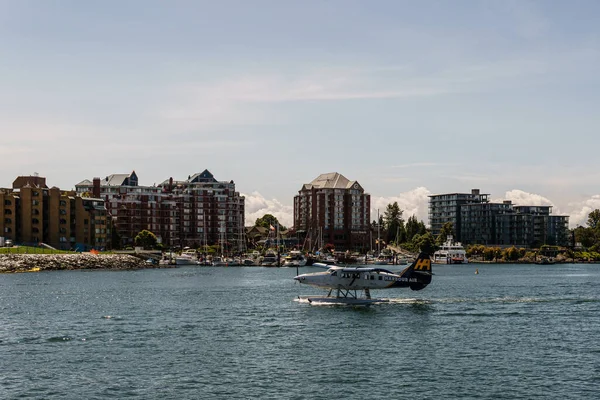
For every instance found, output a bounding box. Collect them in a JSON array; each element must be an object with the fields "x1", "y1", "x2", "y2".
[{"x1": 294, "y1": 252, "x2": 433, "y2": 305}]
